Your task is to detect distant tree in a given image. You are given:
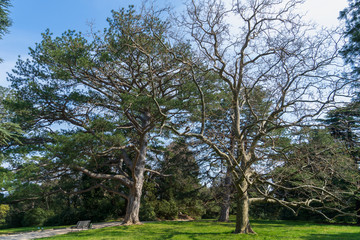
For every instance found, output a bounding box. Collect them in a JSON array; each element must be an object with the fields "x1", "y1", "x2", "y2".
[
  {"x1": 340, "y1": 0, "x2": 360, "y2": 77},
  {"x1": 322, "y1": 104, "x2": 360, "y2": 224},
  {"x1": 335, "y1": 0, "x2": 360, "y2": 224},
  {"x1": 142, "y1": 139, "x2": 204, "y2": 220}
]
